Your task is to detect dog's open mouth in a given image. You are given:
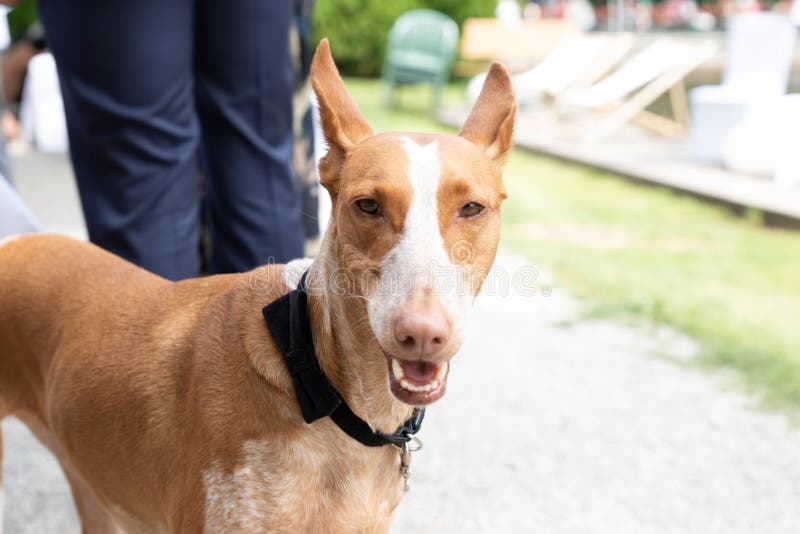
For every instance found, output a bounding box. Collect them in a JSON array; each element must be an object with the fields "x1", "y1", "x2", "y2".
[{"x1": 386, "y1": 356, "x2": 449, "y2": 405}]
